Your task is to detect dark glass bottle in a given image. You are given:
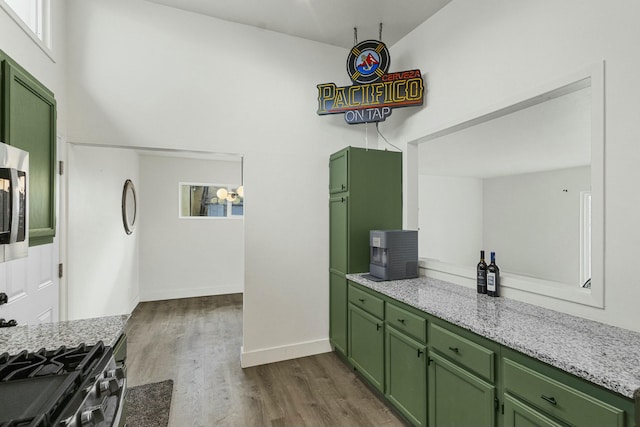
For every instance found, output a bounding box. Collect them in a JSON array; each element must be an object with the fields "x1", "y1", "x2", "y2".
[
  {"x1": 487, "y1": 251, "x2": 500, "y2": 297},
  {"x1": 476, "y1": 250, "x2": 487, "y2": 294}
]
